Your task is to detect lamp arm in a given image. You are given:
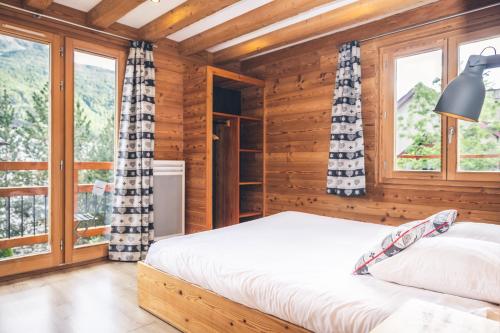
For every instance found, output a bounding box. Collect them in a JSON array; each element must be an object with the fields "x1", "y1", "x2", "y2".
[
  {"x1": 467, "y1": 54, "x2": 500, "y2": 69},
  {"x1": 485, "y1": 54, "x2": 500, "y2": 69}
]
